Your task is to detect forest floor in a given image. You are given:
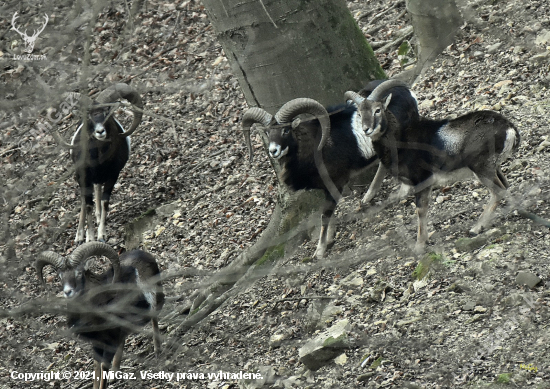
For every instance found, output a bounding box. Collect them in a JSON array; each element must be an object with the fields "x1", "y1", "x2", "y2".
[{"x1": 1, "y1": 0, "x2": 550, "y2": 388}]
